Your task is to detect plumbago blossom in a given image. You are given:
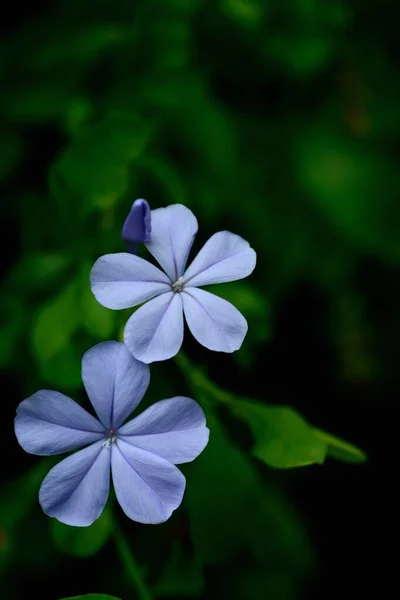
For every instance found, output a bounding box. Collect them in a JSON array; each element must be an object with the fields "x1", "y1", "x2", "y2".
[
  {"x1": 122, "y1": 198, "x2": 151, "y2": 254},
  {"x1": 14, "y1": 341, "x2": 209, "y2": 526},
  {"x1": 91, "y1": 204, "x2": 257, "y2": 363}
]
